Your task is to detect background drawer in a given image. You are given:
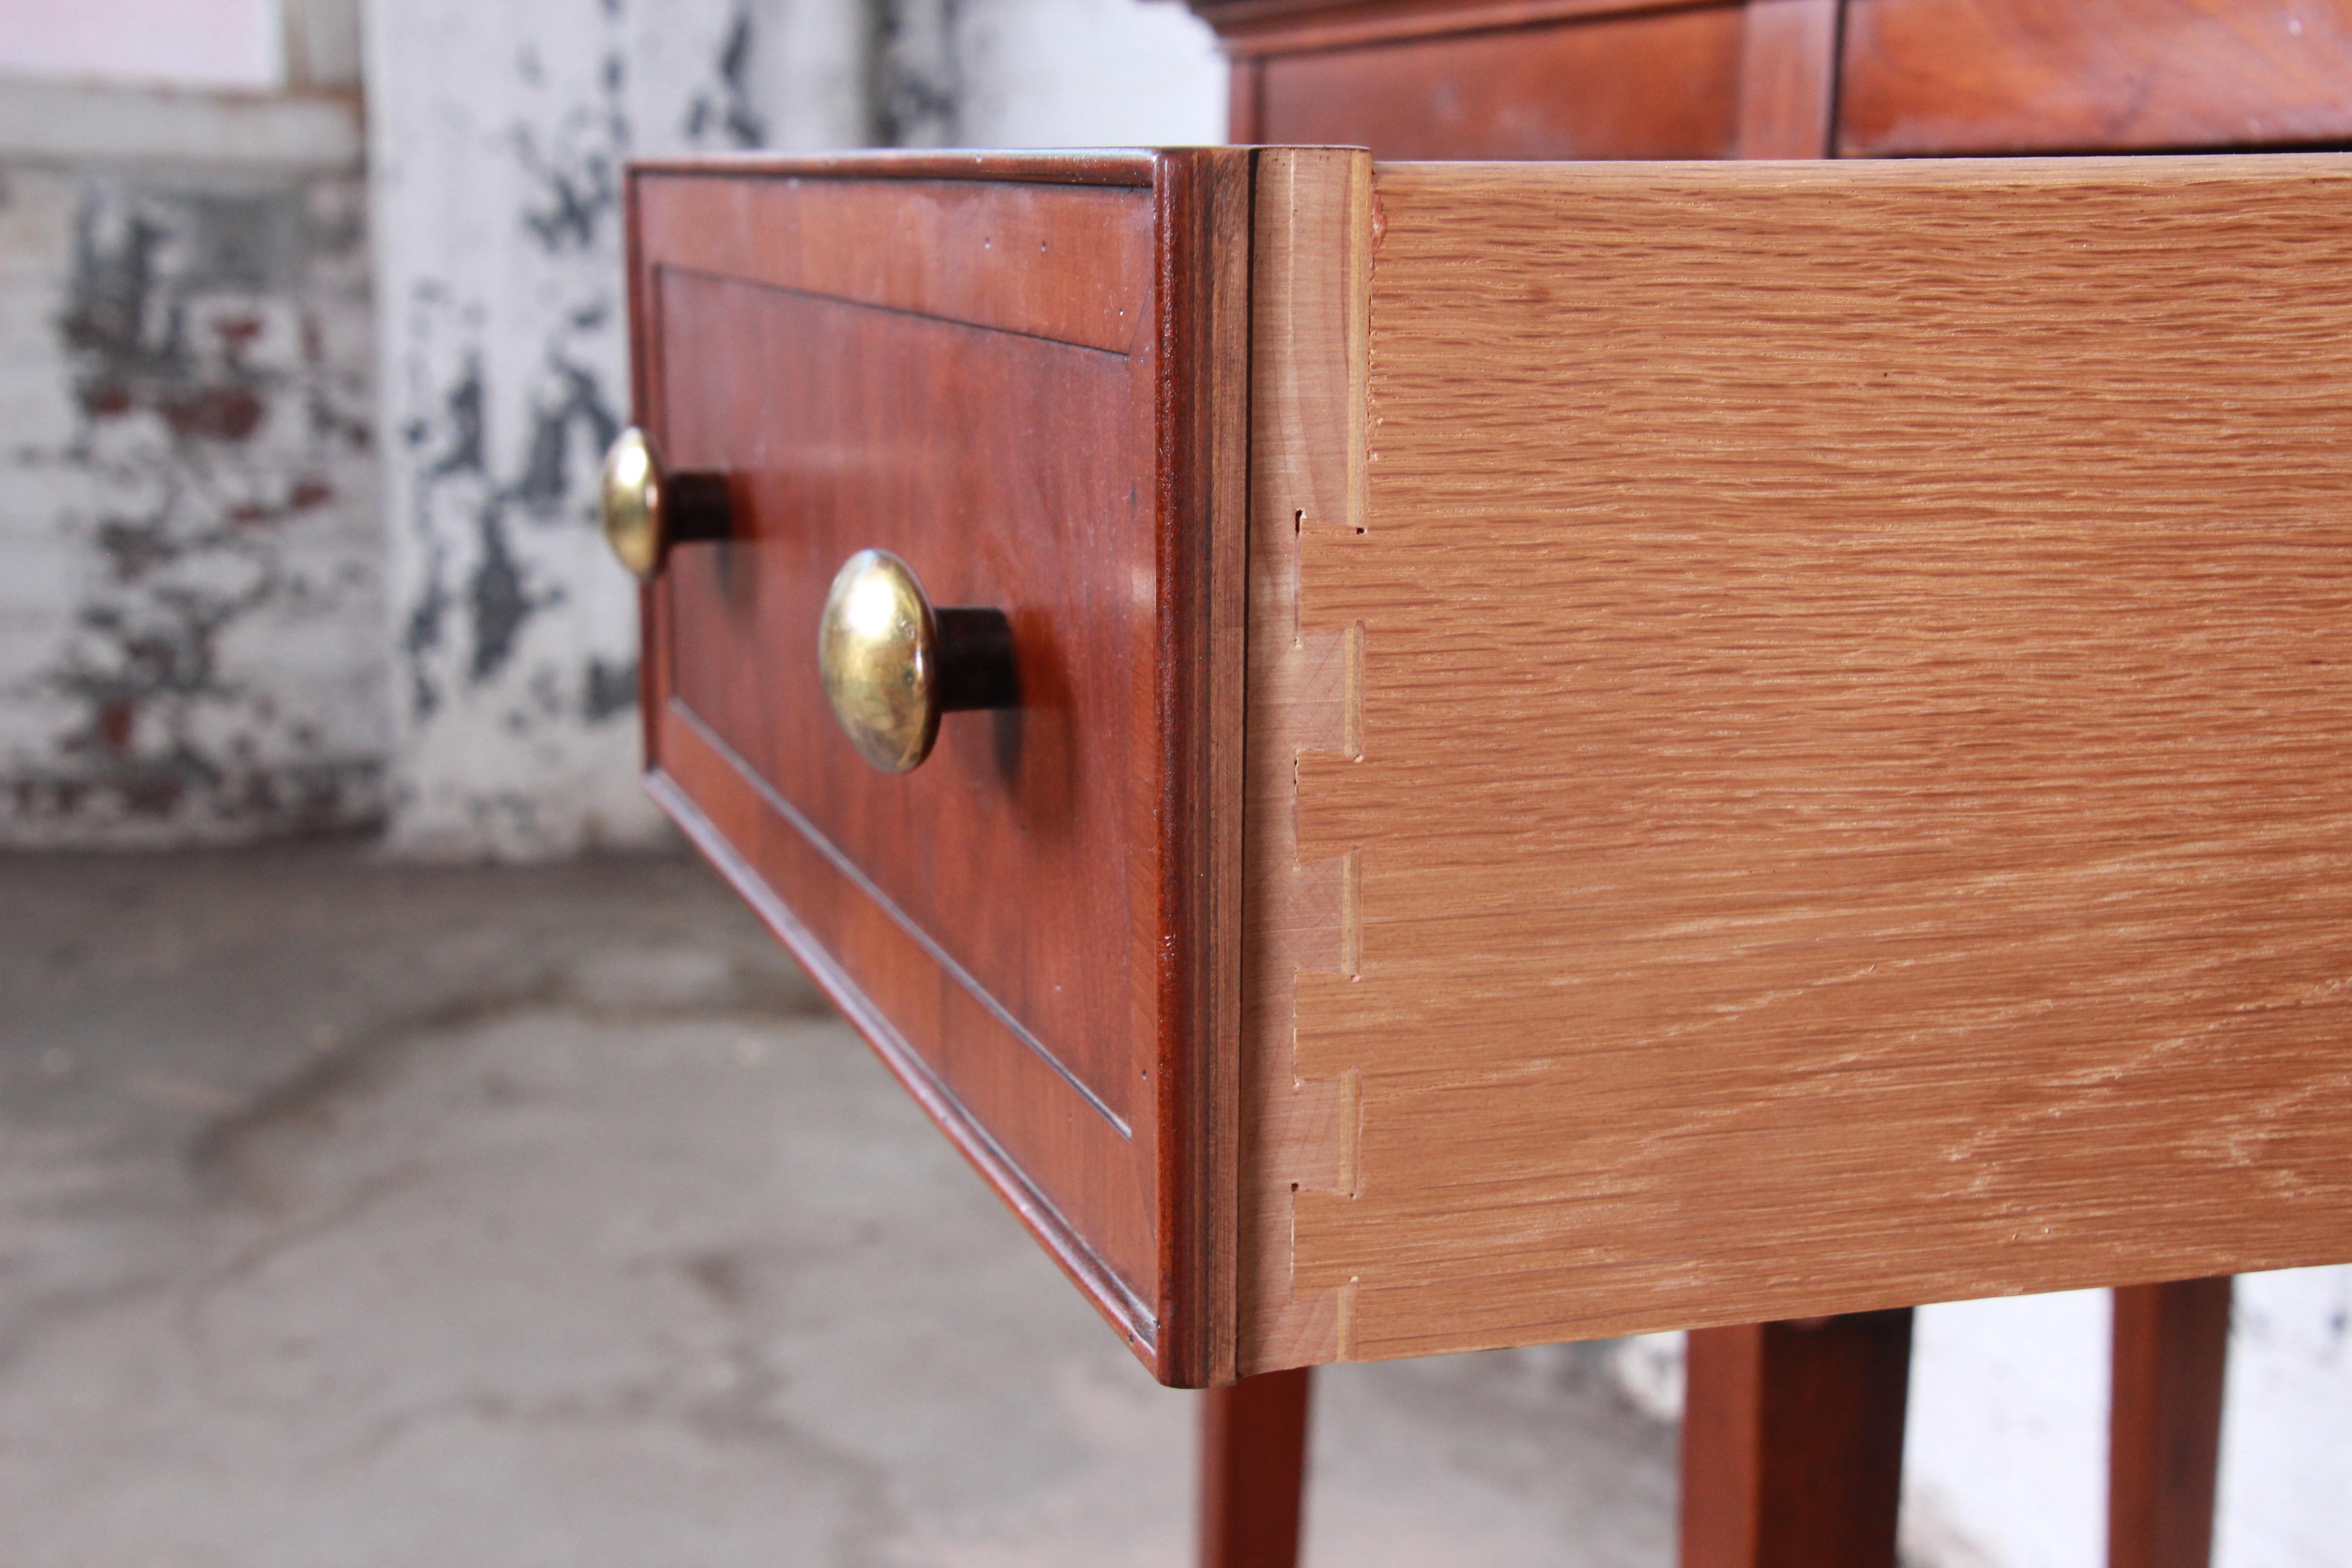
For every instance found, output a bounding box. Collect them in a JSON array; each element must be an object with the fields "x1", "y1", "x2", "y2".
[
  {"x1": 1841, "y1": 0, "x2": 2352, "y2": 155},
  {"x1": 1247, "y1": 4, "x2": 1744, "y2": 160}
]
